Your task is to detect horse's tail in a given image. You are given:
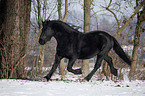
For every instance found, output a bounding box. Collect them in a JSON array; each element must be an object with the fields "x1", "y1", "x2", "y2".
[{"x1": 113, "y1": 37, "x2": 131, "y2": 66}]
